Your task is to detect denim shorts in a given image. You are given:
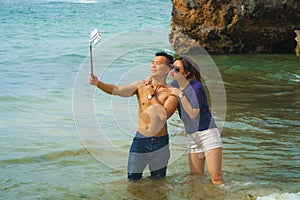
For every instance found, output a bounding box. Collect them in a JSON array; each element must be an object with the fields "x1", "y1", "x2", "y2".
[{"x1": 127, "y1": 131, "x2": 170, "y2": 181}]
